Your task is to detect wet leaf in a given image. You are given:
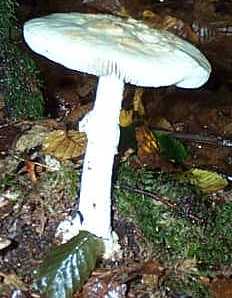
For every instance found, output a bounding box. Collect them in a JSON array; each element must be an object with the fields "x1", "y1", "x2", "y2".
[
  {"x1": 154, "y1": 131, "x2": 189, "y2": 164},
  {"x1": 43, "y1": 130, "x2": 87, "y2": 161},
  {"x1": 34, "y1": 231, "x2": 104, "y2": 298},
  {"x1": 182, "y1": 168, "x2": 228, "y2": 193}
]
